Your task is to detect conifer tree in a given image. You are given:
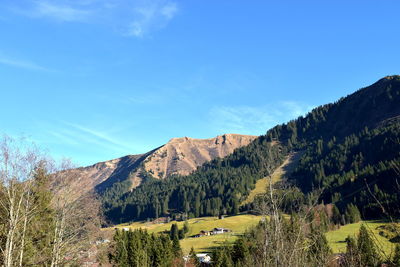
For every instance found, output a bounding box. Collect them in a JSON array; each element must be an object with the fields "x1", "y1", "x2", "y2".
[
  {"x1": 331, "y1": 204, "x2": 341, "y2": 225},
  {"x1": 345, "y1": 236, "x2": 359, "y2": 266},
  {"x1": 357, "y1": 224, "x2": 380, "y2": 266},
  {"x1": 308, "y1": 226, "x2": 332, "y2": 266},
  {"x1": 212, "y1": 245, "x2": 233, "y2": 267},
  {"x1": 231, "y1": 238, "x2": 250, "y2": 264},
  {"x1": 172, "y1": 236, "x2": 181, "y2": 258},
  {"x1": 170, "y1": 223, "x2": 179, "y2": 241},
  {"x1": 345, "y1": 204, "x2": 361, "y2": 224},
  {"x1": 112, "y1": 230, "x2": 129, "y2": 267}
]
